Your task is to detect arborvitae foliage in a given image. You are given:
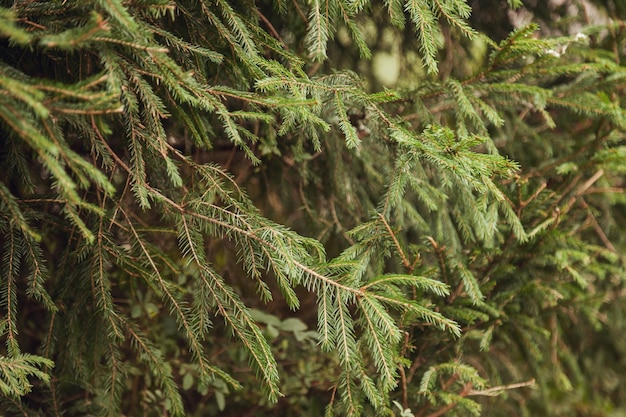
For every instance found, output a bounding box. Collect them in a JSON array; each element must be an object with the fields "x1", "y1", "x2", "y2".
[{"x1": 1, "y1": 0, "x2": 625, "y2": 416}]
